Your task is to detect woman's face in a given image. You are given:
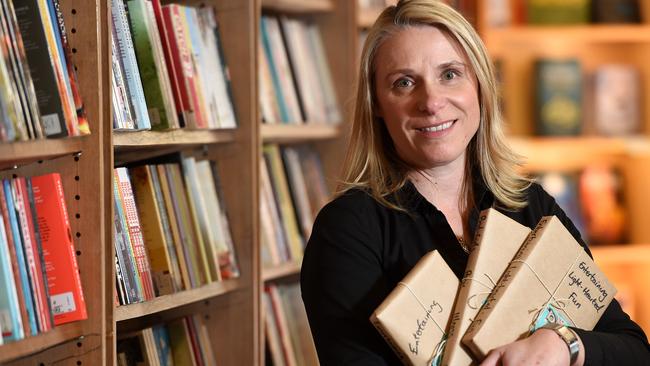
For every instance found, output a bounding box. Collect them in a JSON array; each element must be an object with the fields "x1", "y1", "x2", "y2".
[{"x1": 374, "y1": 26, "x2": 480, "y2": 170}]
